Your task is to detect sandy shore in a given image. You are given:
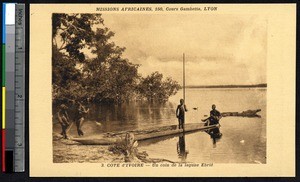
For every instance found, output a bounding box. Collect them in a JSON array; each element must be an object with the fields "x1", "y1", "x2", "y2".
[
  {"x1": 53, "y1": 132, "x2": 155, "y2": 163},
  {"x1": 53, "y1": 133, "x2": 130, "y2": 163}
]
